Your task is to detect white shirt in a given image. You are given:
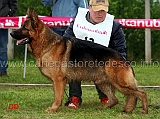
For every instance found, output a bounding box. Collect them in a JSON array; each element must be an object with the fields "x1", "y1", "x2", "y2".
[{"x1": 73, "y1": 7, "x2": 114, "y2": 47}]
